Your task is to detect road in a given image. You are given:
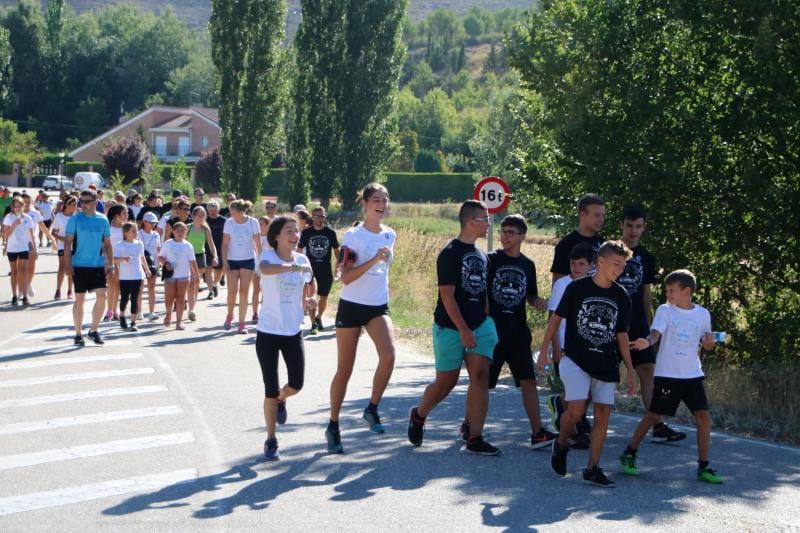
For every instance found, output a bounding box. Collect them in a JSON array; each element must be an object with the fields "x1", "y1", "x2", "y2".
[{"x1": 1, "y1": 250, "x2": 798, "y2": 531}]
